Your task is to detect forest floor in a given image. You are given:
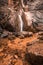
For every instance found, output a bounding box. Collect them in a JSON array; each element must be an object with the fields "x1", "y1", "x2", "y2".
[{"x1": 0, "y1": 31, "x2": 43, "y2": 65}]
